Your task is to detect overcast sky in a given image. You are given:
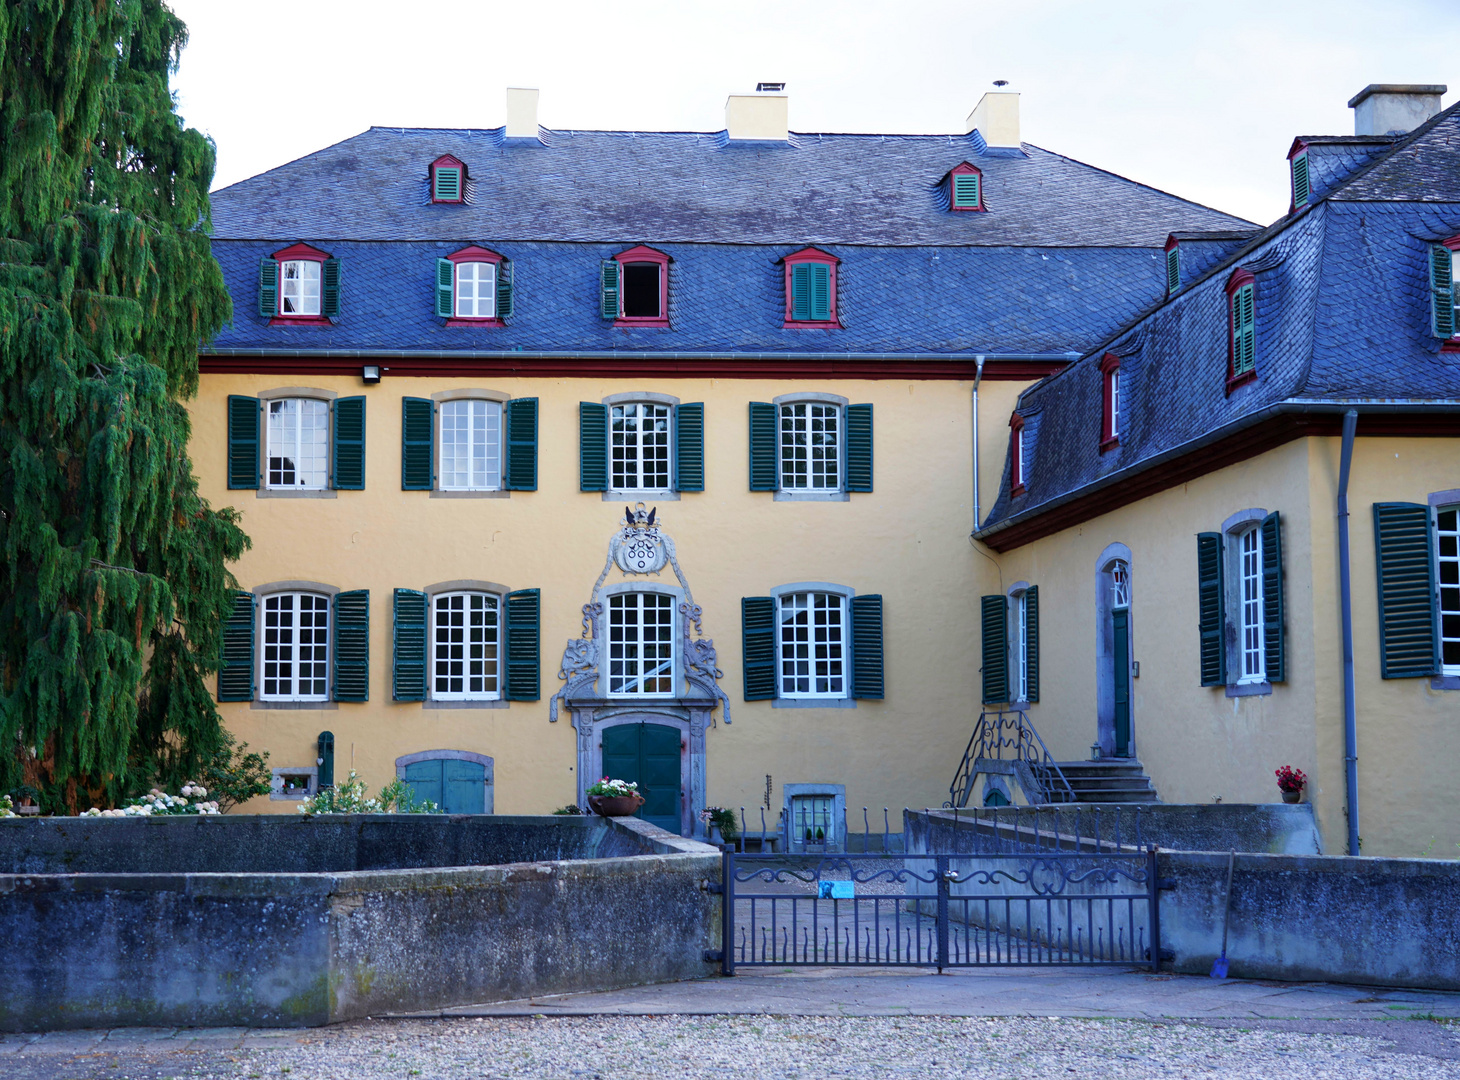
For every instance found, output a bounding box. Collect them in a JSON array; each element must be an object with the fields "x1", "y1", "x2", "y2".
[{"x1": 169, "y1": 0, "x2": 1456, "y2": 227}]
